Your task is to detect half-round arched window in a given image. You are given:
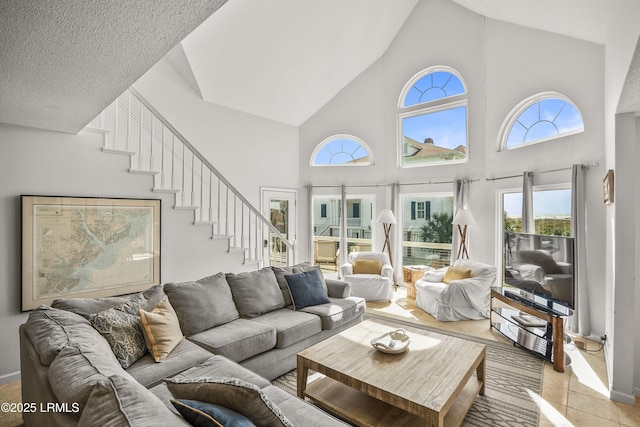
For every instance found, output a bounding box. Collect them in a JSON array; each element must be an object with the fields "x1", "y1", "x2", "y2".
[
  {"x1": 311, "y1": 135, "x2": 374, "y2": 166},
  {"x1": 500, "y1": 92, "x2": 584, "y2": 150},
  {"x1": 398, "y1": 66, "x2": 468, "y2": 168},
  {"x1": 400, "y1": 67, "x2": 466, "y2": 107}
]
